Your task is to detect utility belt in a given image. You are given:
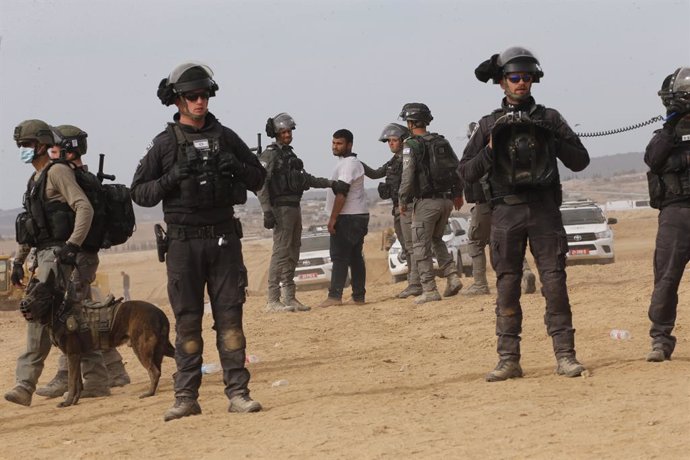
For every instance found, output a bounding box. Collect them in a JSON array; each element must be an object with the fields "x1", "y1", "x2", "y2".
[
  {"x1": 491, "y1": 191, "x2": 545, "y2": 206},
  {"x1": 273, "y1": 200, "x2": 300, "y2": 208},
  {"x1": 166, "y1": 220, "x2": 241, "y2": 241},
  {"x1": 419, "y1": 192, "x2": 453, "y2": 199}
]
